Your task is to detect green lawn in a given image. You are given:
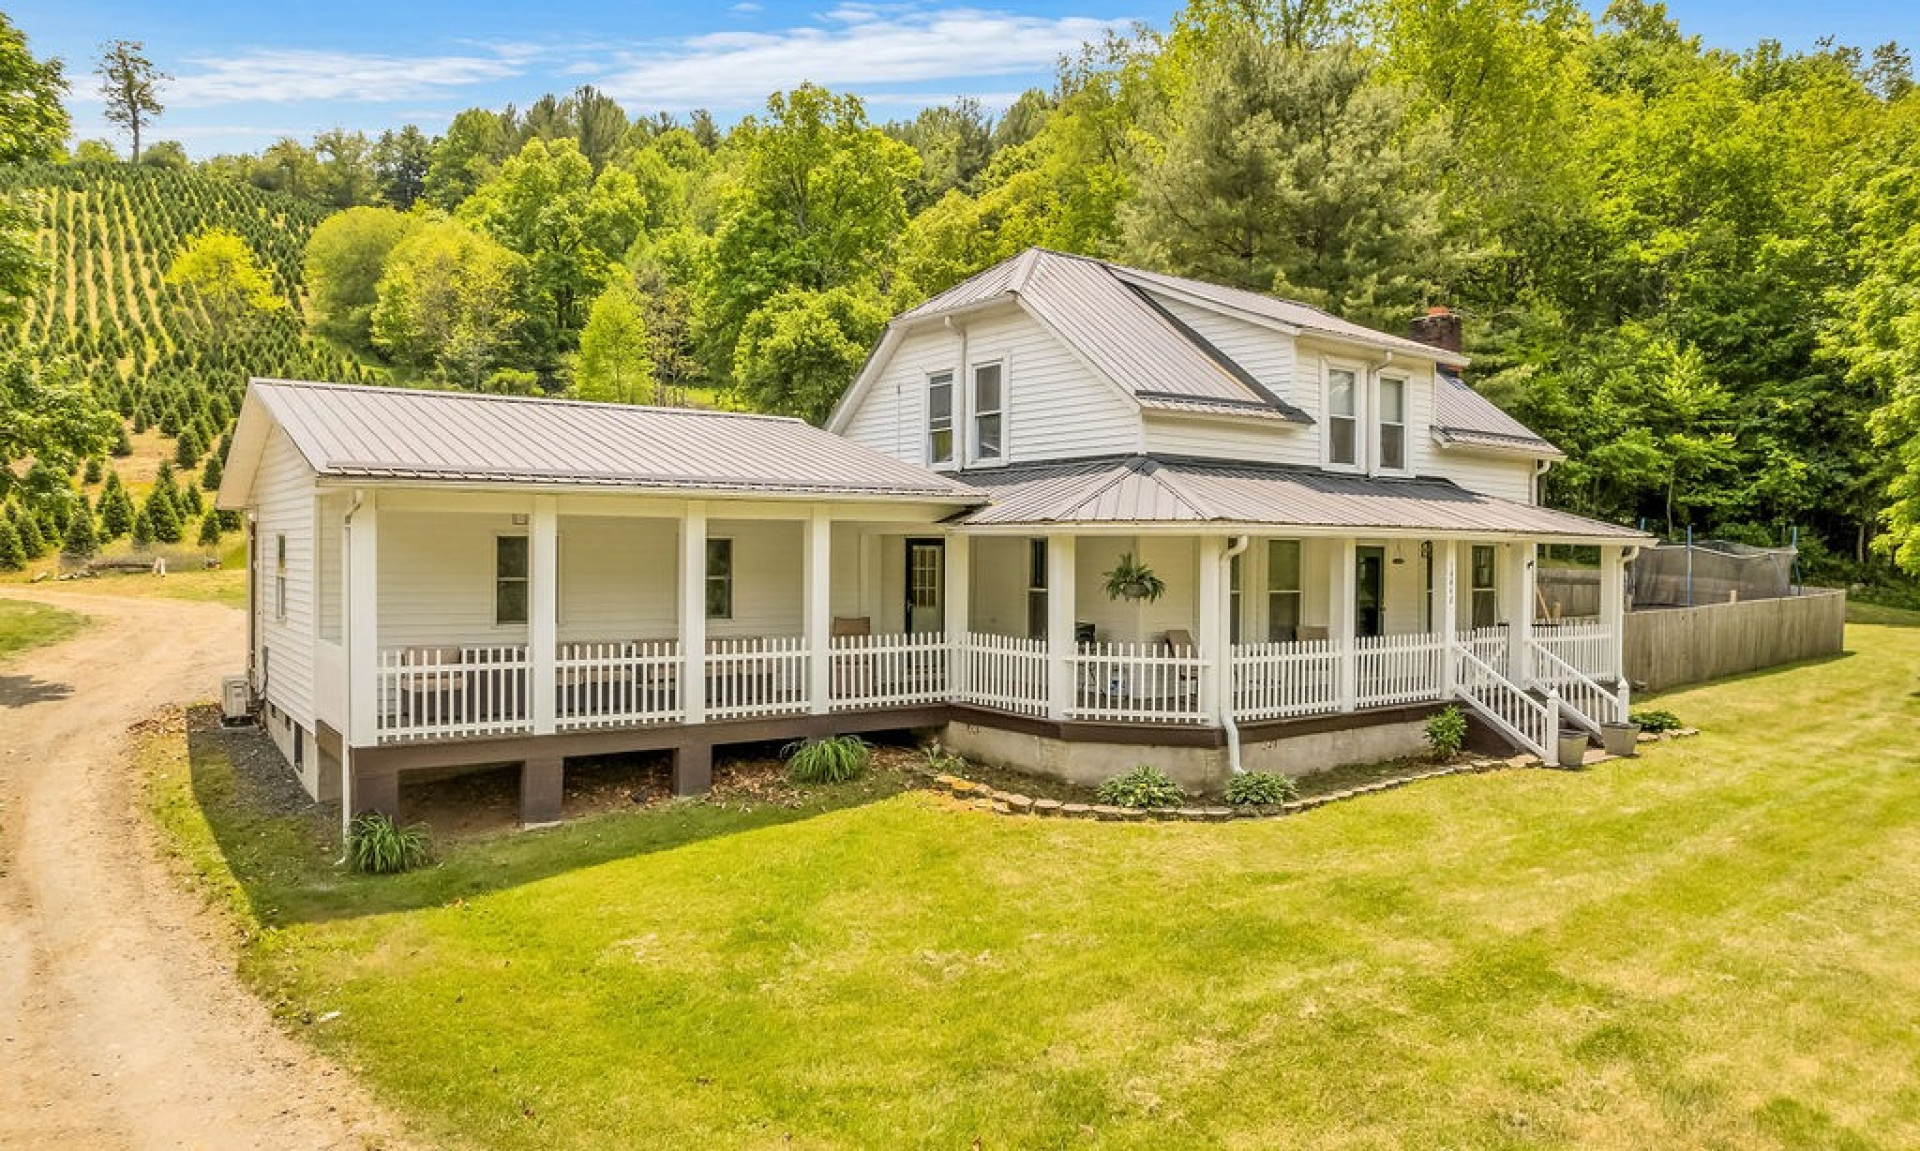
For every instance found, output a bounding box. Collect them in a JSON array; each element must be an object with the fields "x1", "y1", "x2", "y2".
[
  {"x1": 2, "y1": 565, "x2": 247, "y2": 608},
  {"x1": 152, "y1": 621, "x2": 1920, "y2": 1149},
  {"x1": 0, "y1": 597, "x2": 86, "y2": 660}
]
